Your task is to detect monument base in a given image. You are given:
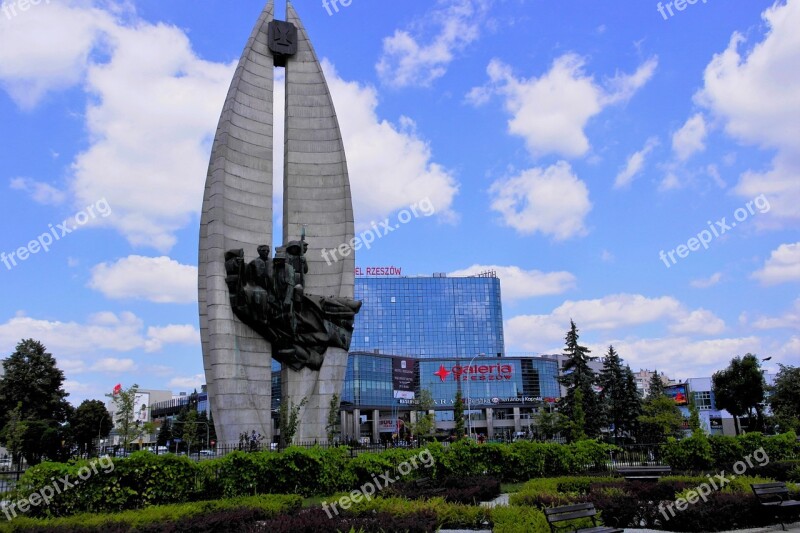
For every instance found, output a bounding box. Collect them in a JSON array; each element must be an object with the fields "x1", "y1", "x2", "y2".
[{"x1": 280, "y1": 347, "x2": 348, "y2": 443}]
